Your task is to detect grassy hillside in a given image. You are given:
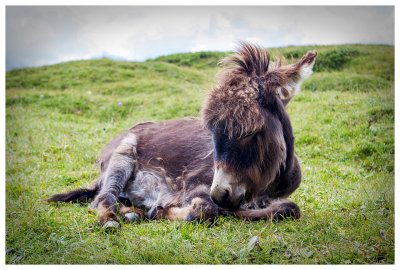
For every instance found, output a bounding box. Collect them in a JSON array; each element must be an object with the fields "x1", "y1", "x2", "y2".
[{"x1": 6, "y1": 44, "x2": 394, "y2": 264}]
